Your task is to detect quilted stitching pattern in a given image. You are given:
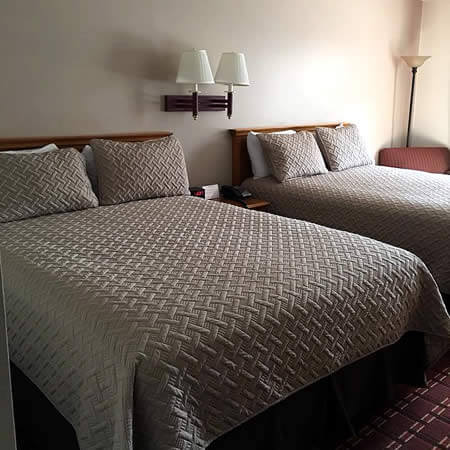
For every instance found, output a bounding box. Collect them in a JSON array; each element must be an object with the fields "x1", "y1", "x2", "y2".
[
  {"x1": 91, "y1": 136, "x2": 190, "y2": 205},
  {"x1": 242, "y1": 166, "x2": 450, "y2": 294},
  {"x1": 0, "y1": 148, "x2": 98, "y2": 223},
  {"x1": 257, "y1": 131, "x2": 328, "y2": 182},
  {"x1": 0, "y1": 197, "x2": 449, "y2": 450},
  {"x1": 379, "y1": 146, "x2": 450, "y2": 174},
  {"x1": 316, "y1": 124, "x2": 374, "y2": 171}
]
